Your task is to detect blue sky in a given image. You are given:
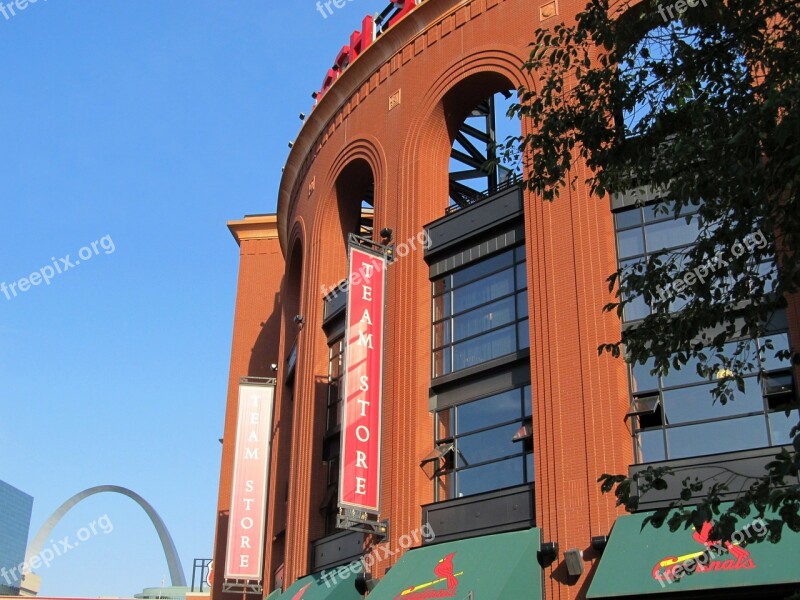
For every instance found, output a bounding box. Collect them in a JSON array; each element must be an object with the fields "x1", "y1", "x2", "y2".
[{"x1": 0, "y1": 1, "x2": 388, "y2": 596}]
